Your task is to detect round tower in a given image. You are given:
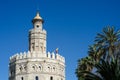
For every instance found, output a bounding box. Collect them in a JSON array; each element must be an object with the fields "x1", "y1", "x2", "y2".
[
  {"x1": 9, "y1": 12, "x2": 65, "y2": 80},
  {"x1": 29, "y1": 12, "x2": 46, "y2": 53}
]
